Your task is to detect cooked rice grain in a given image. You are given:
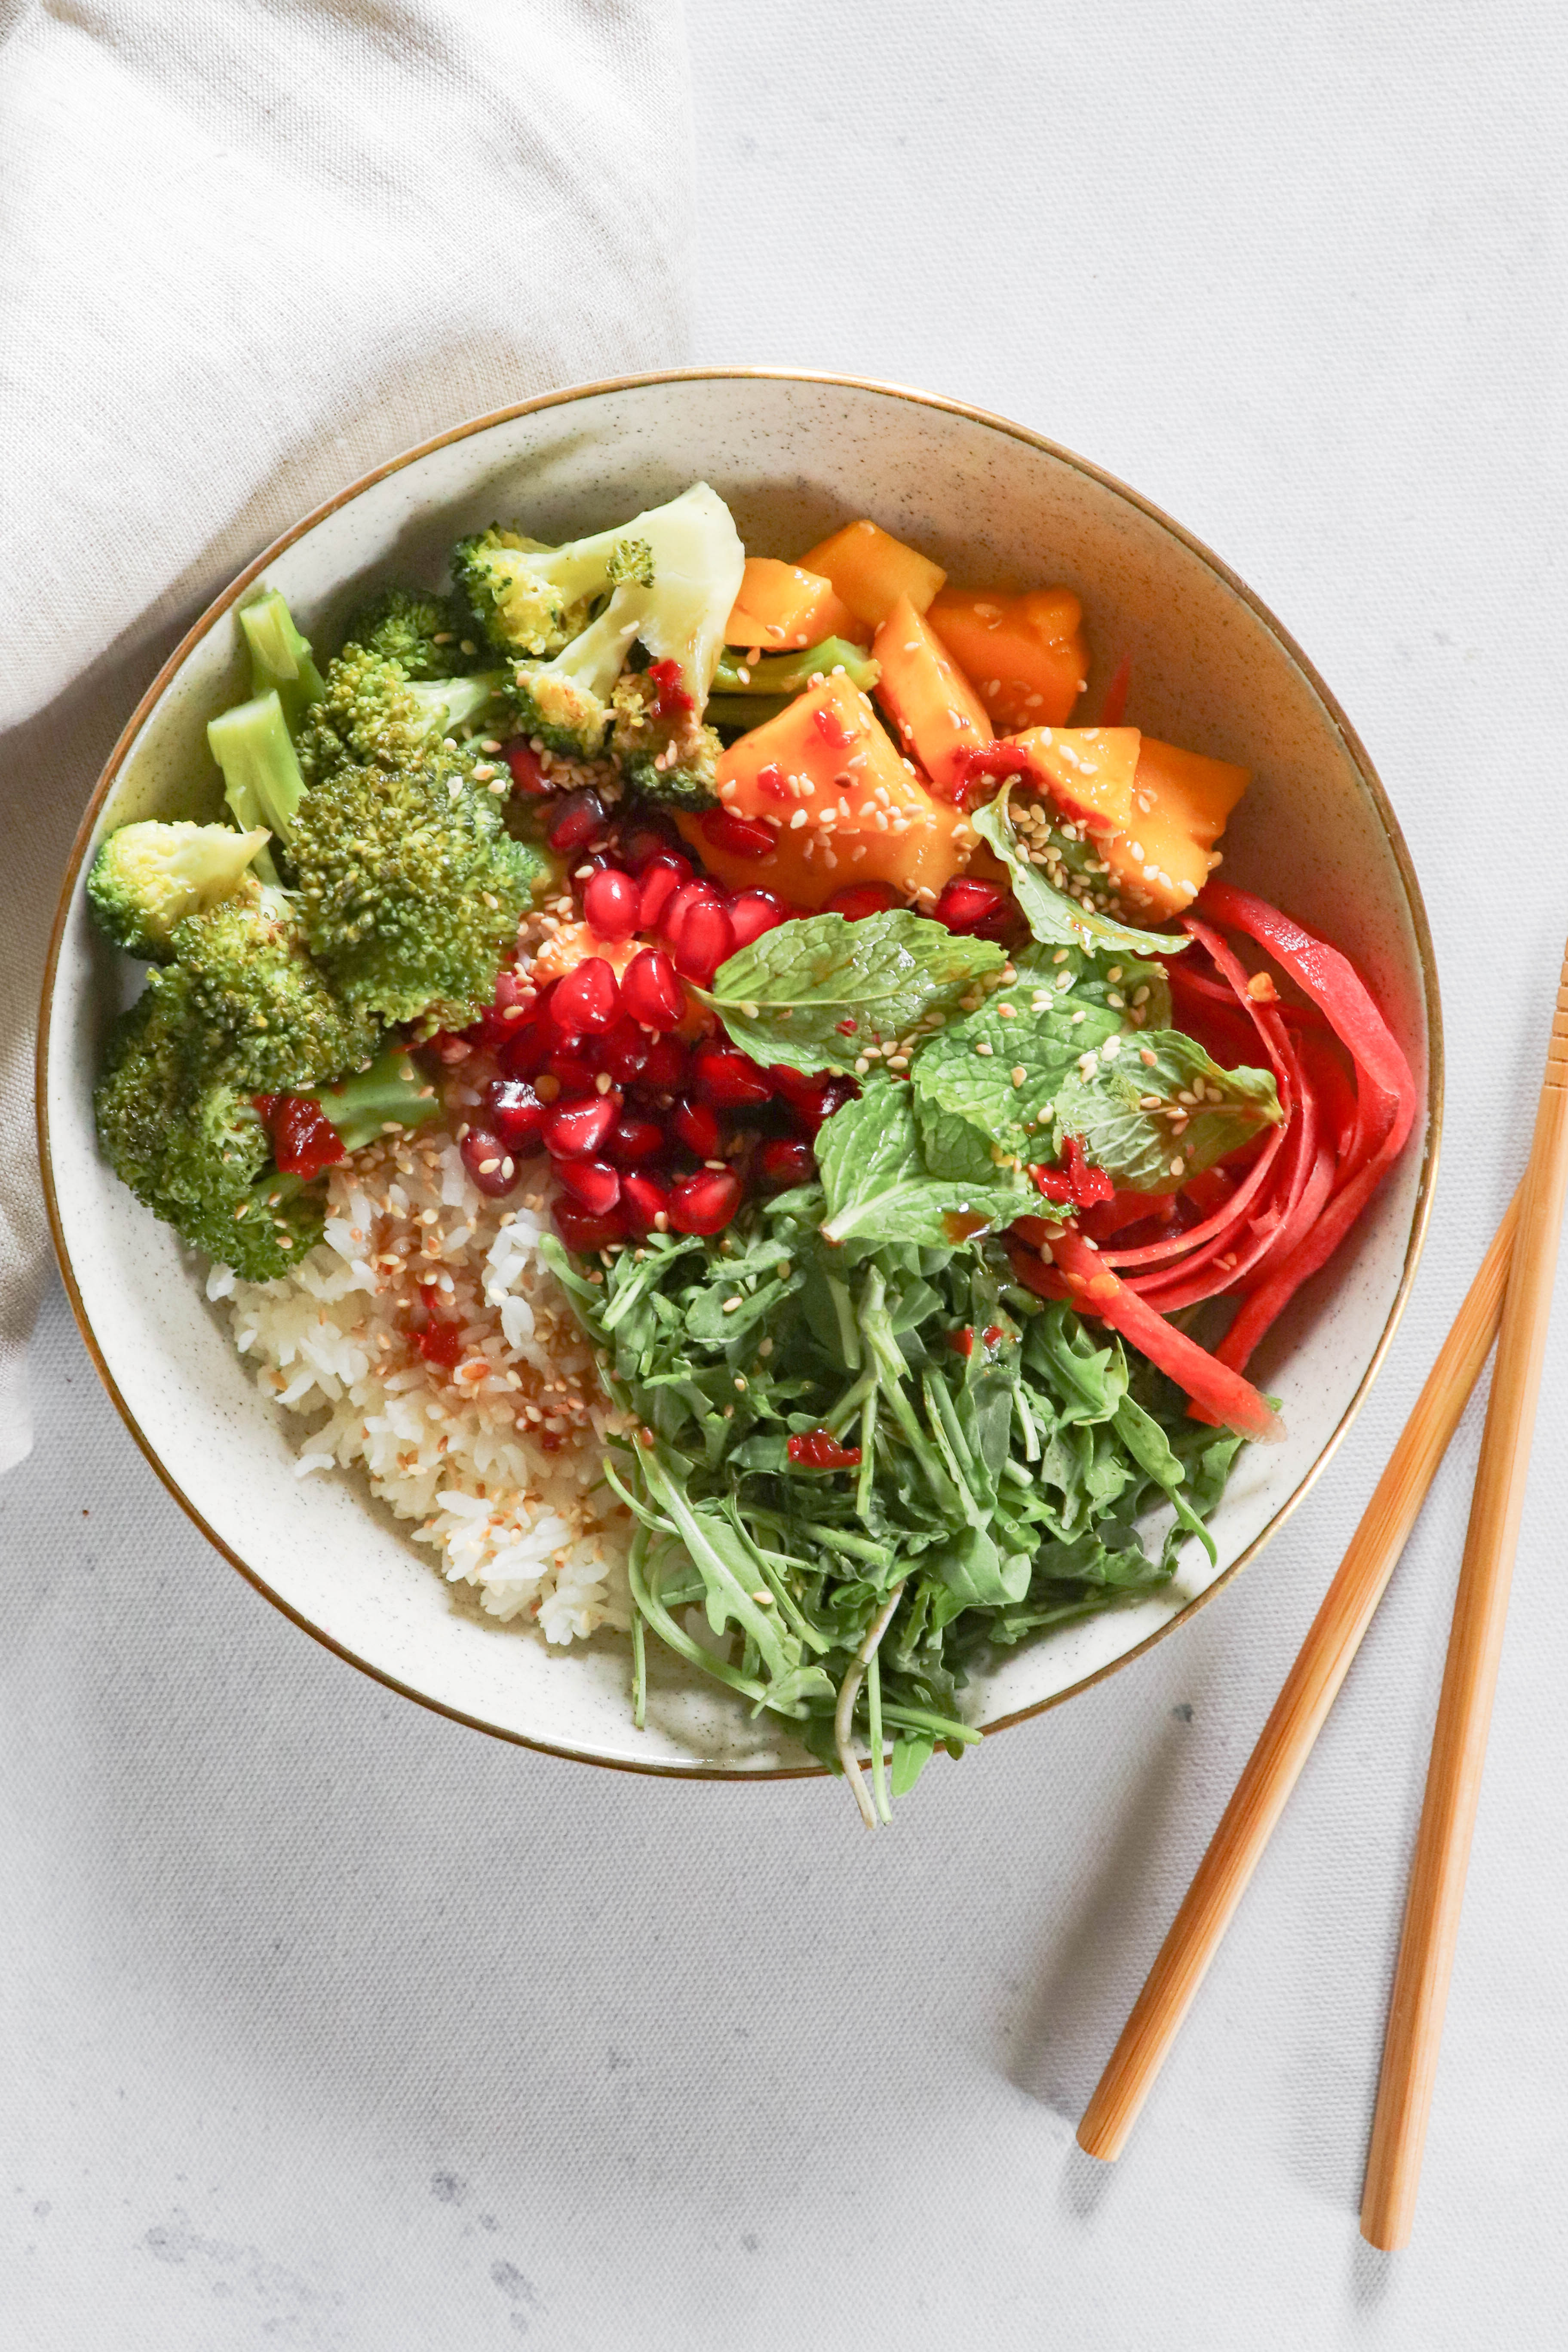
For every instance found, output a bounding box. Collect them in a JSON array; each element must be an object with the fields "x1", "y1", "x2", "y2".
[{"x1": 211, "y1": 1132, "x2": 632, "y2": 1643}]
